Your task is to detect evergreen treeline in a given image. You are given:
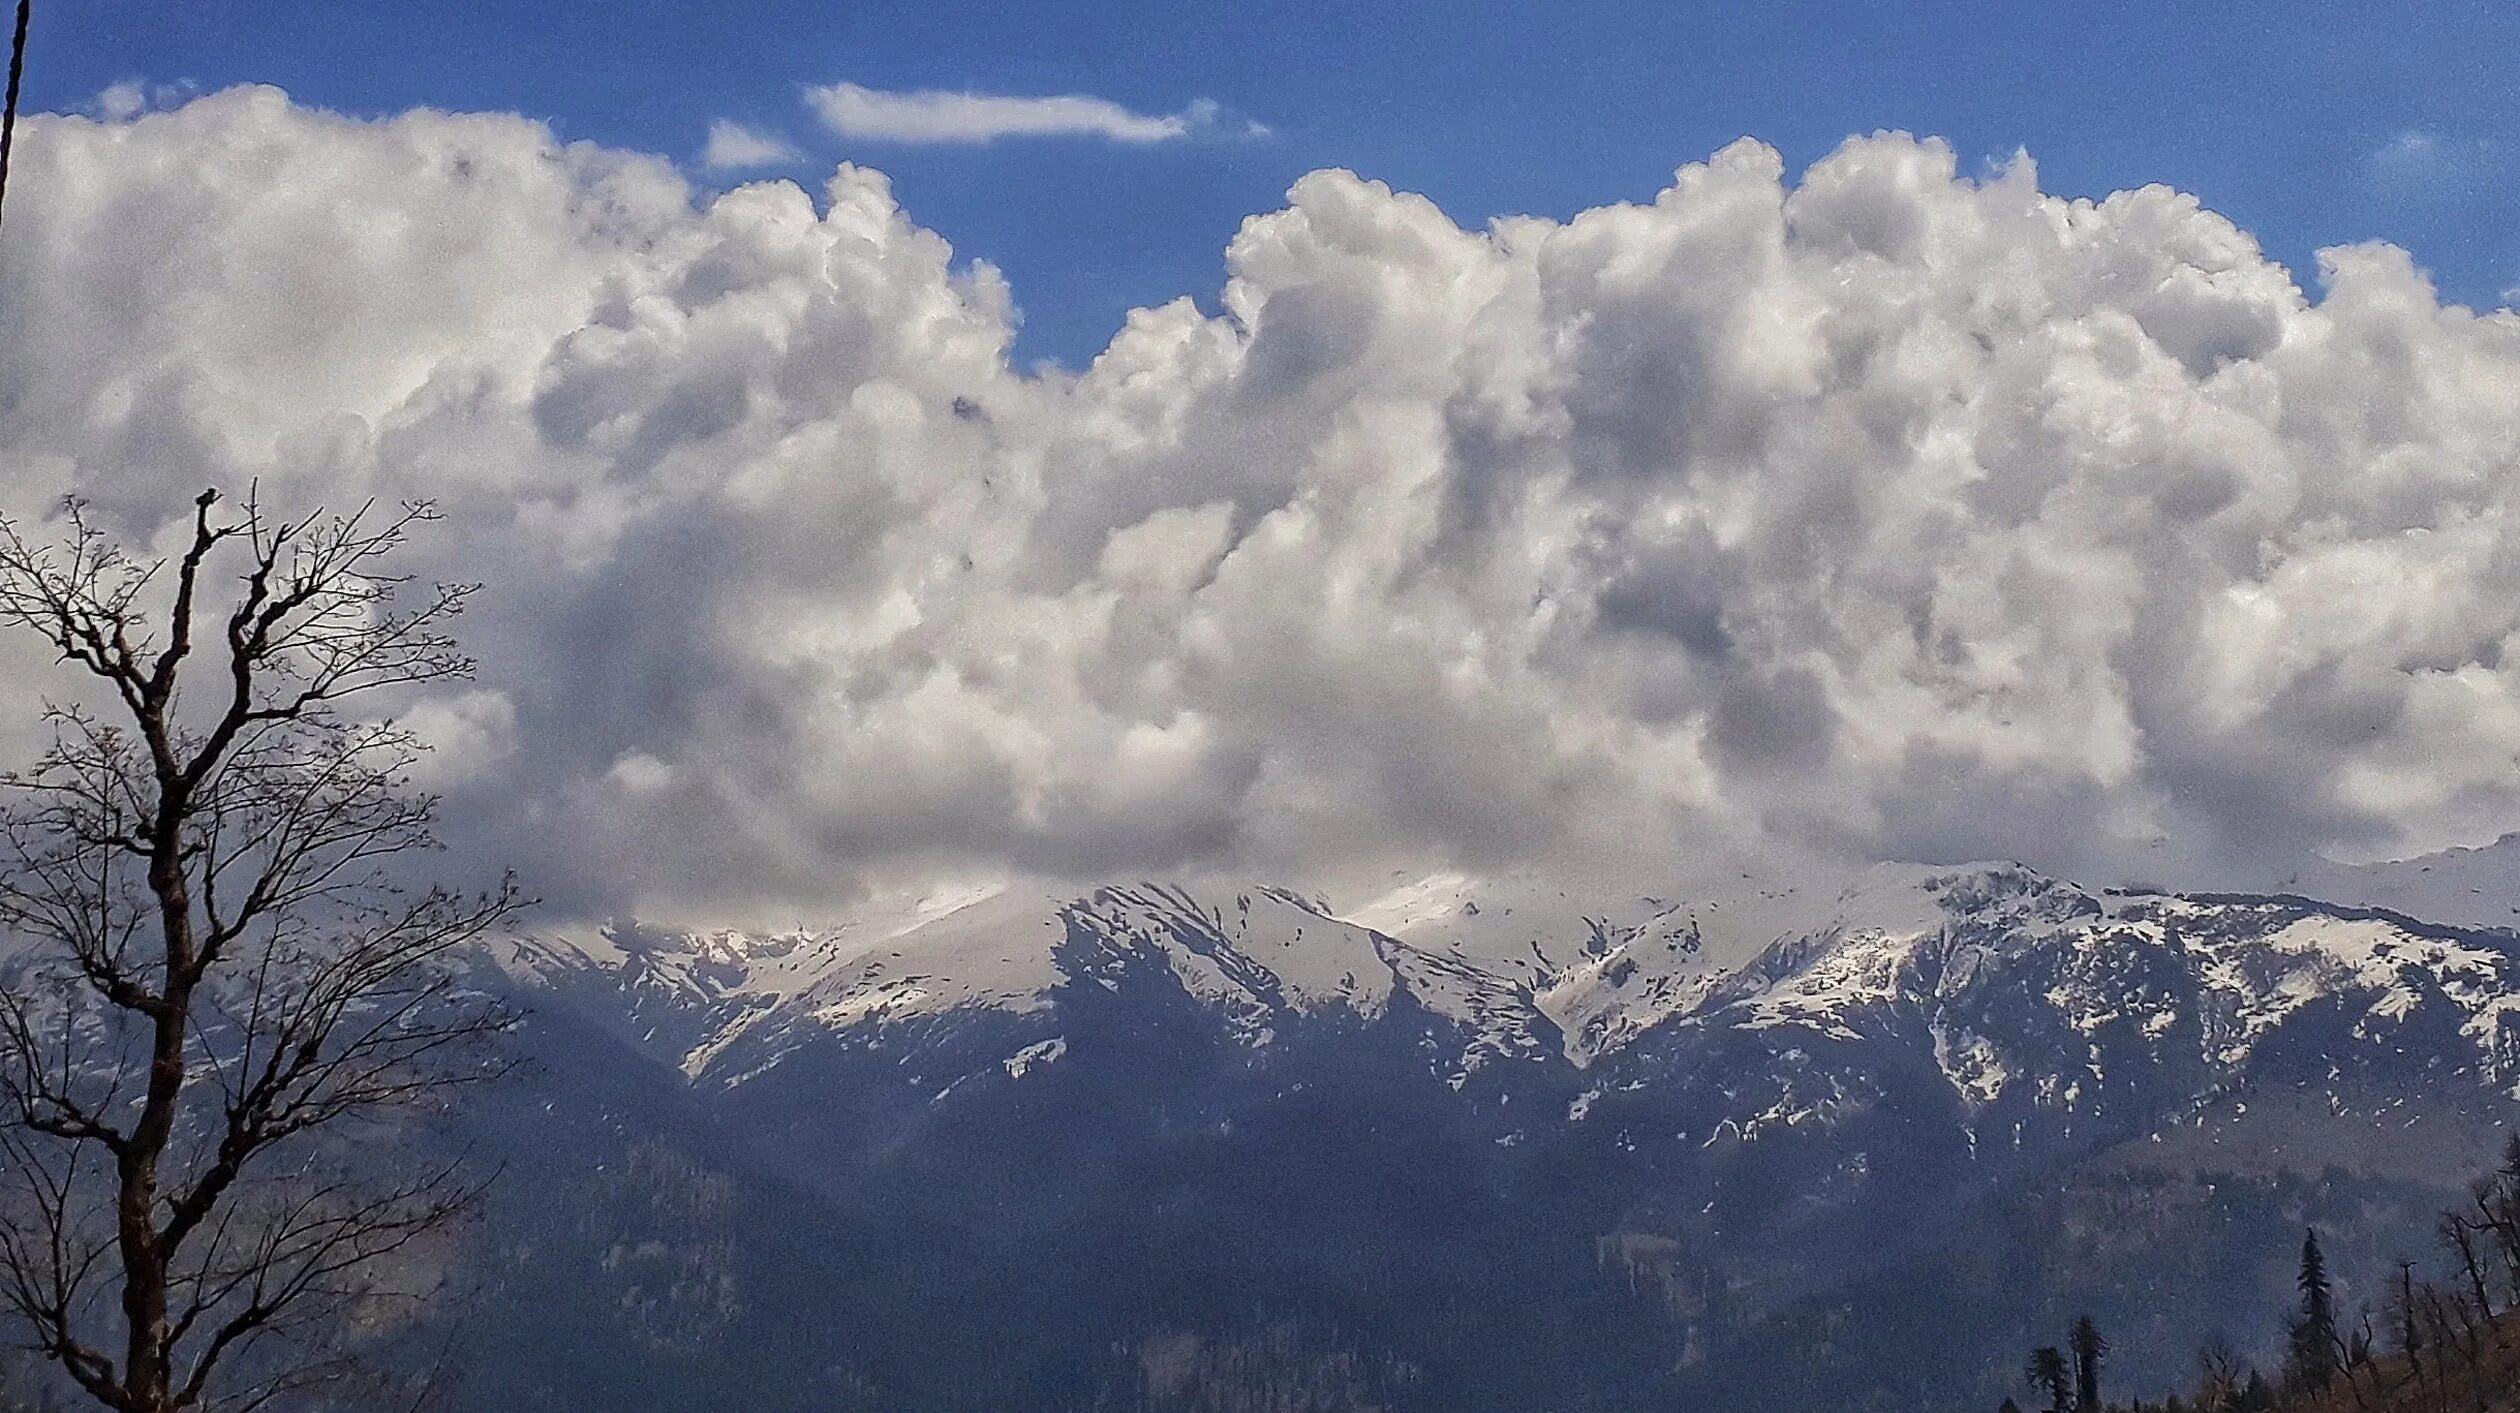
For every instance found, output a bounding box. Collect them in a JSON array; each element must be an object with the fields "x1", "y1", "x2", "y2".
[{"x1": 1994, "y1": 1139, "x2": 2520, "y2": 1413}]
